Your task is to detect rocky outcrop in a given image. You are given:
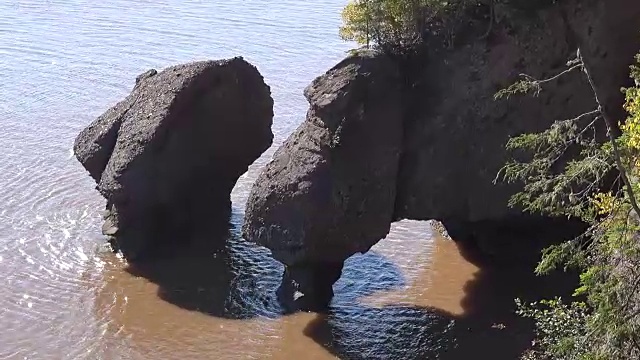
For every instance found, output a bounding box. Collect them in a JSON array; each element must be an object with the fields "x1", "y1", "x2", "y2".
[
  {"x1": 243, "y1": 0, "x2": 640, "y2": 310},
  {"x1": 243, "y1": 53, "x2": 403, "y2": 309},
  {"x1": 75, "y1": 58, "x2": 273, "y2": 261},
  {"x1": 396, "y1": 0, "x2": 640, "y2": 227}
]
